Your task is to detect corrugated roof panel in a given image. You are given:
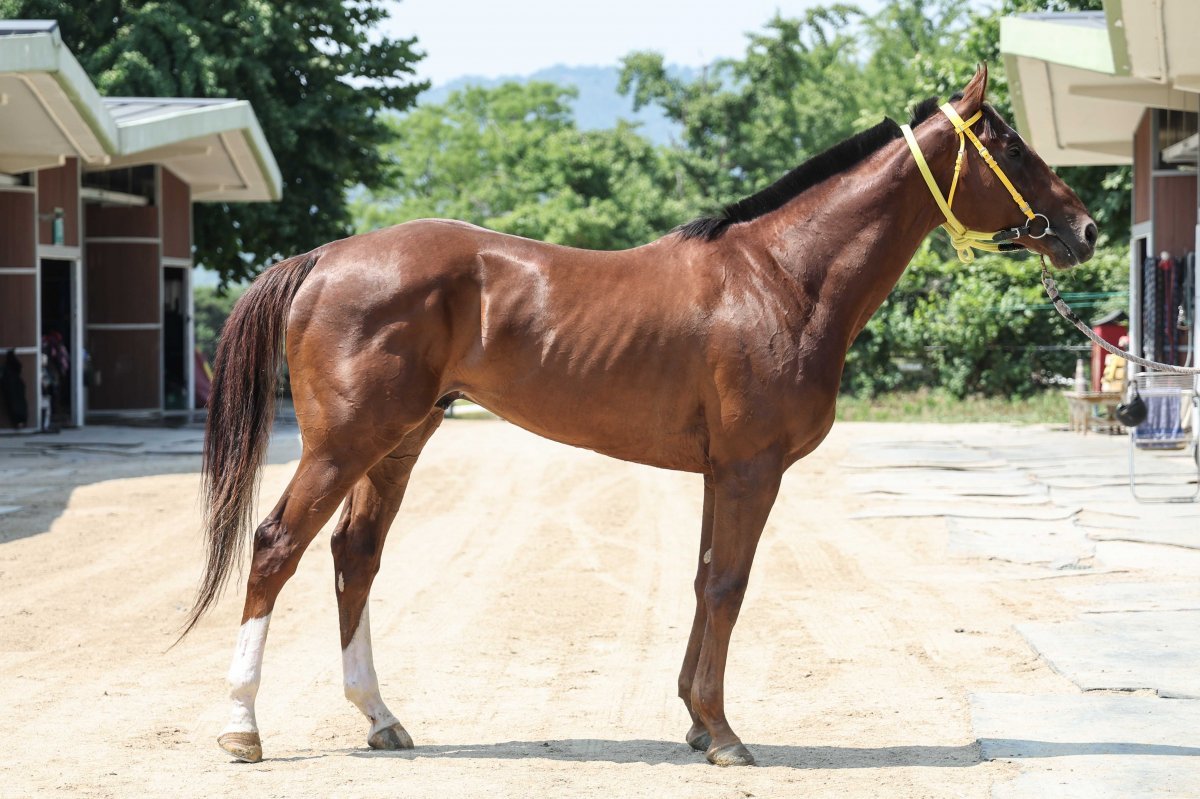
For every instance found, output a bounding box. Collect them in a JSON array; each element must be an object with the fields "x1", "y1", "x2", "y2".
[
  {"x1": 103, "y1": 97, "x2": 238, "y2": 124},
  {"x1": 0, "y1": 20, "x2": 58, "y2": 35}
]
